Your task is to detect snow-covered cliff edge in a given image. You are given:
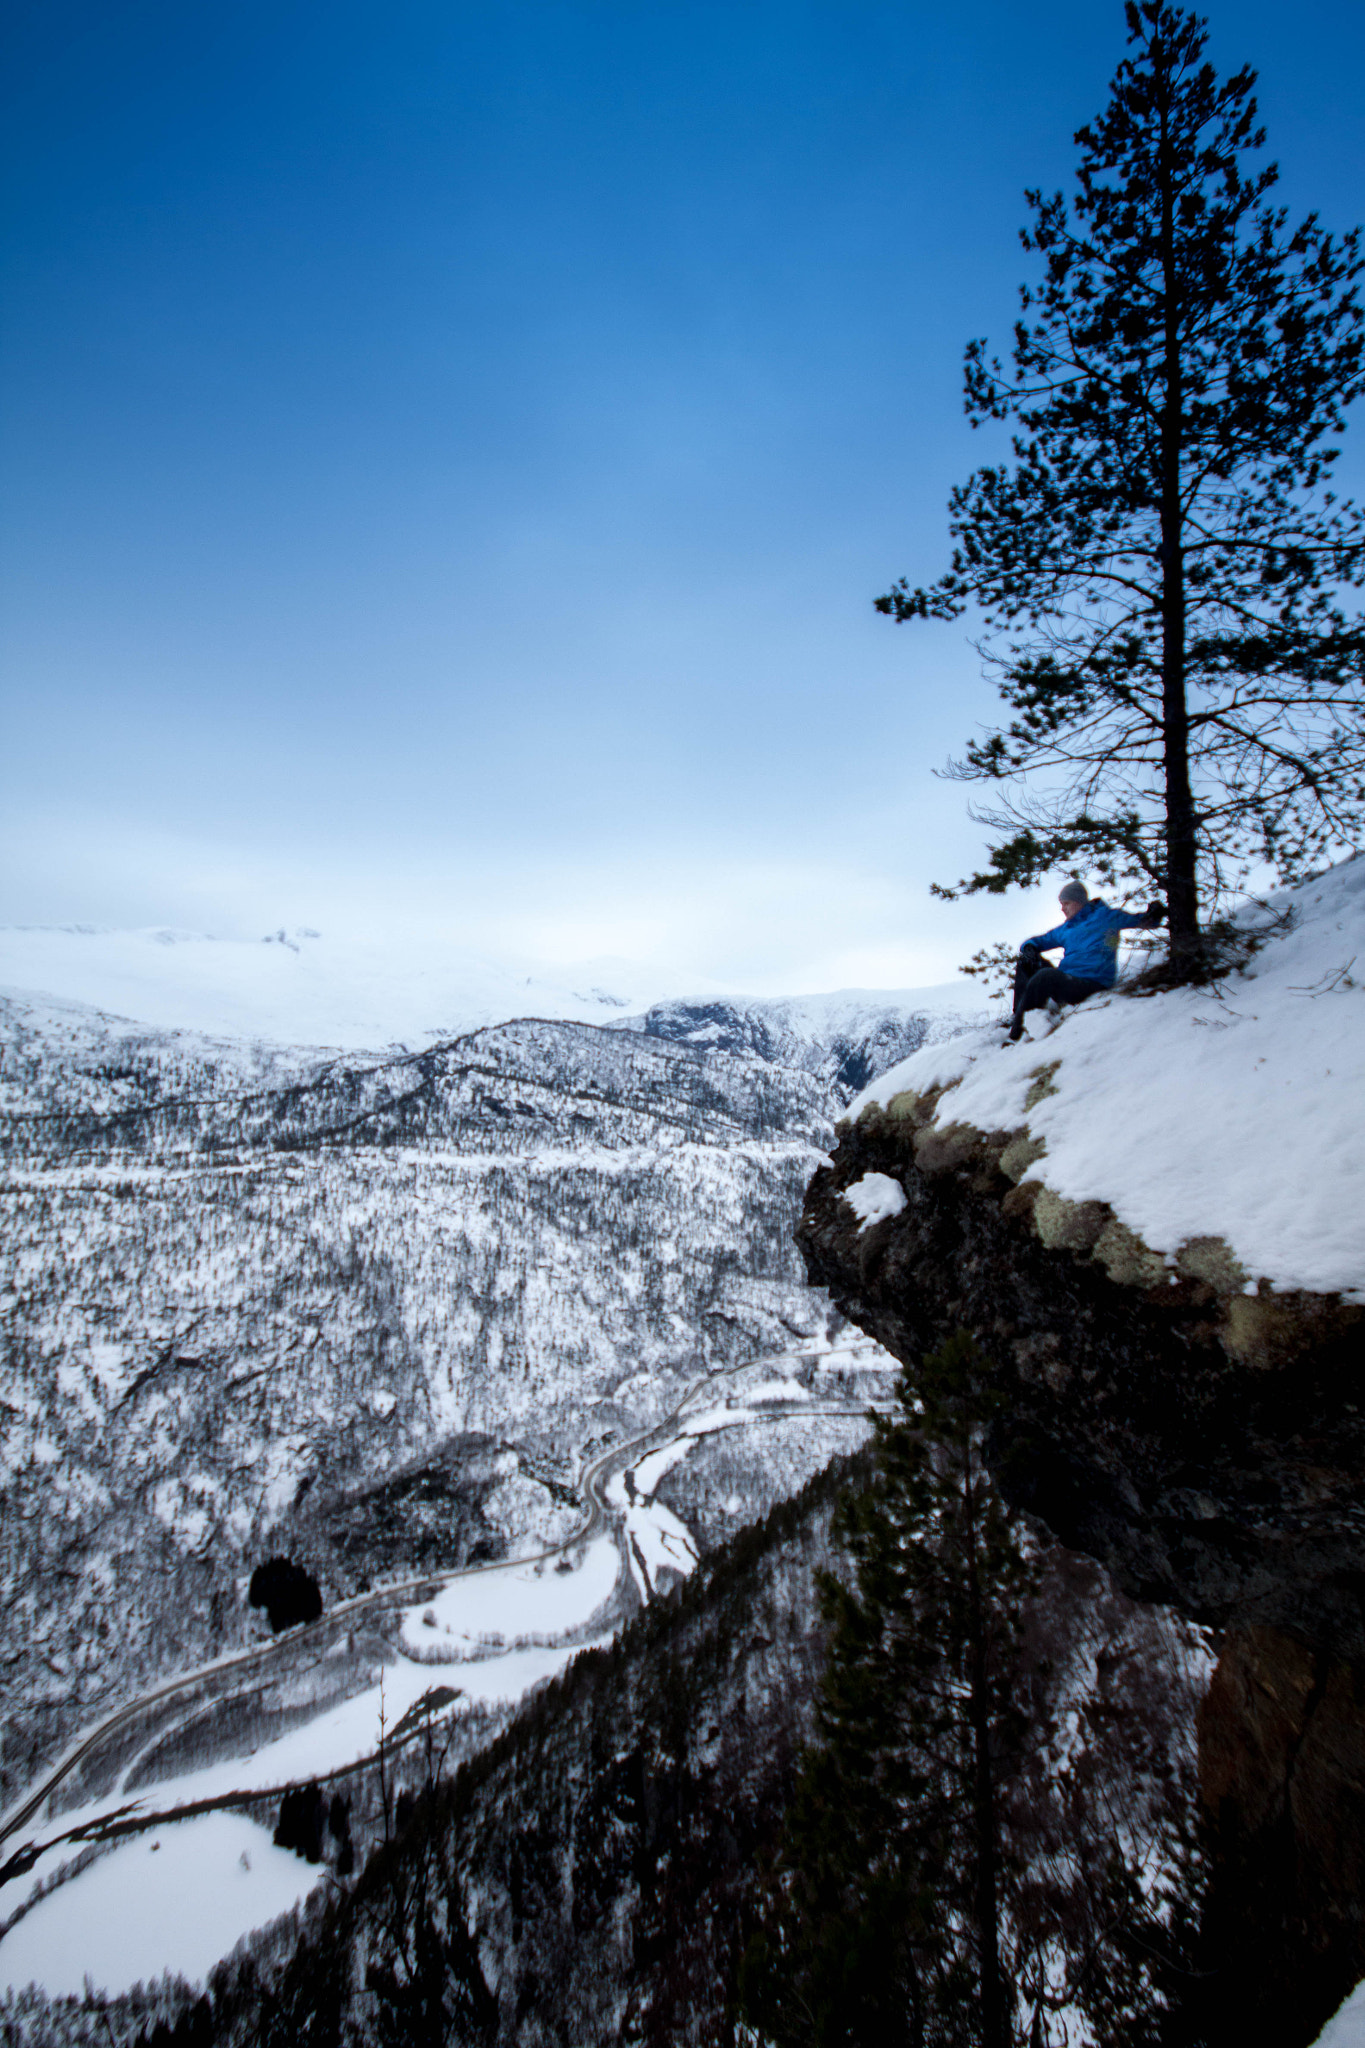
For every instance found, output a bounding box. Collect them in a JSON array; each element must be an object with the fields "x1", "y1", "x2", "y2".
[
  {"x1": 797, "y1": 857, "x2": 1365, "y2": 2044},
  {"x1": 802, "y1": 856, "x2": 1365, "y2": 1631},
  {"x1": 846, "y1": 853, "x2": 1364, "y2": 1310}
]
